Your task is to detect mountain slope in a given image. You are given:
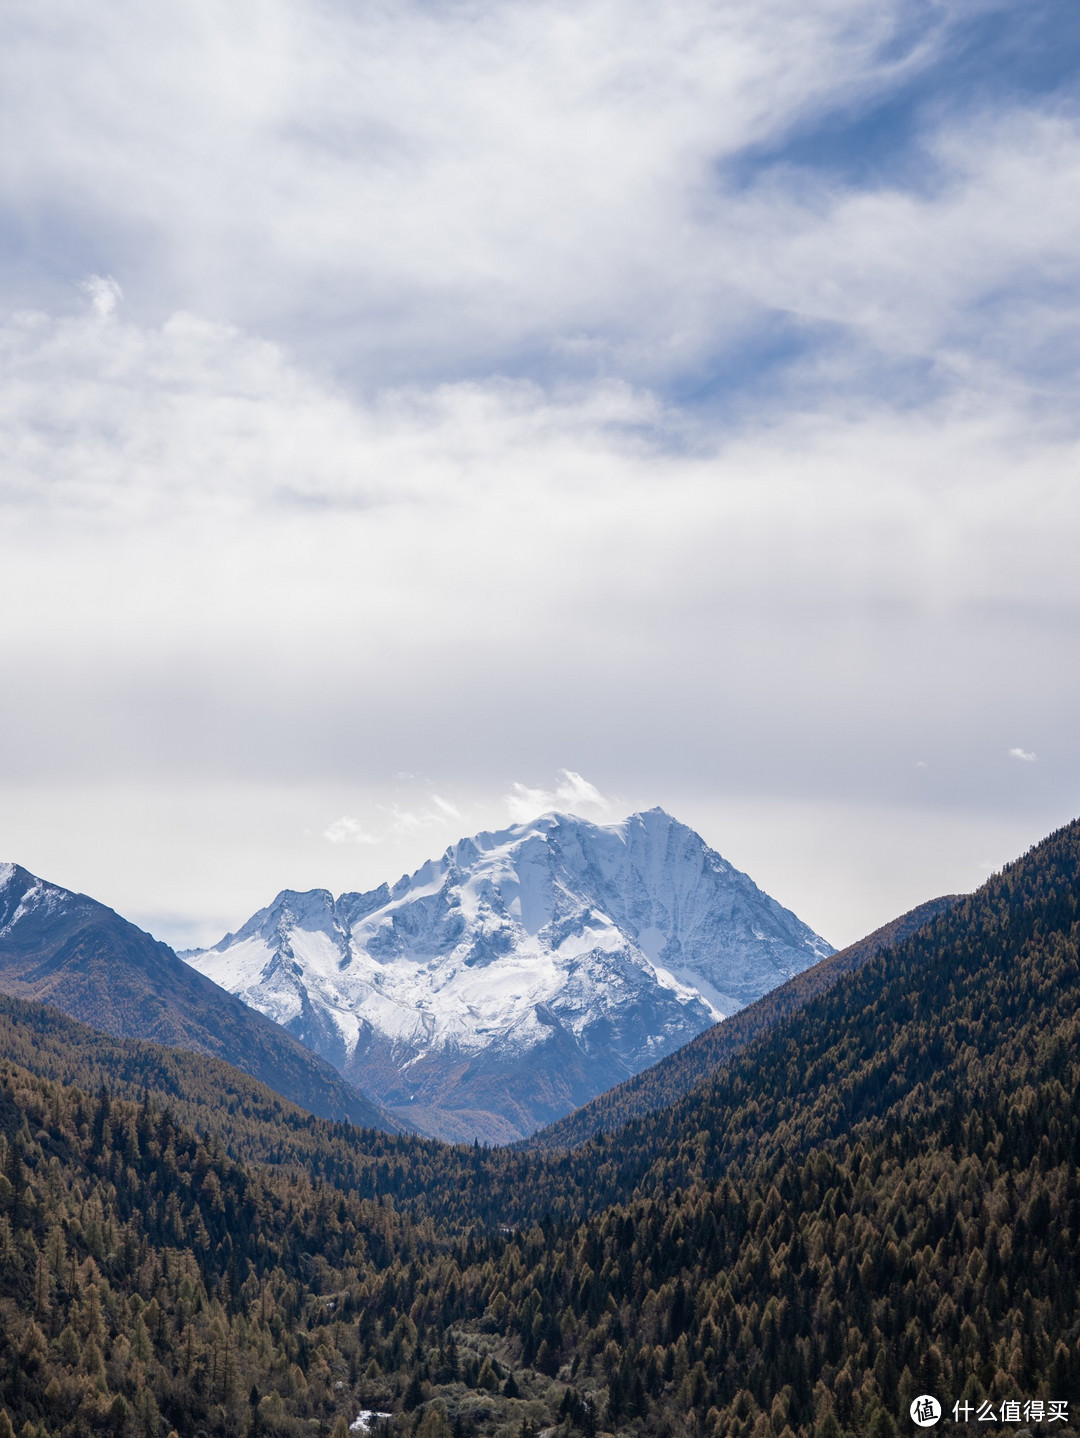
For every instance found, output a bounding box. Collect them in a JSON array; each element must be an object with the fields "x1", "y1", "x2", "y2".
[
  {"x1": 1, "y1": 821, "x2": 1079, "y2": 1438},
  {"x1": 526, "y1": 892, "x2": 961, "y2": 1150},
  {"x1": 186, "y1": 807, "x2": 832, "y2": 1141},
  {"x1": 0, "y1": 861, "x2": 403, "y2": 1131},
  {"x1": 506, "y1": 815, "x2": 1080, "y2": 1218},
  {"x1": 0, "y1": 991, "x2": 432, "y2": 1175}
]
